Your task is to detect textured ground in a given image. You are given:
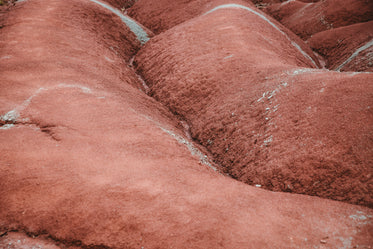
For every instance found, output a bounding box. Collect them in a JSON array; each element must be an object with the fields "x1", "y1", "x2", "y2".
[
  {"x1": 308, "y1": 21, "x2": 373, "y2": 71},
  {"x1": 262, "y1": 0, "x2": 373, "y2": 72},
  {"x1": 0, "y1": 0, "x2": 372, "y2": 248},
  {"x1": 134, "y1": 5, "x2": 373, "y2": 207},
  {"x1": 264, "y1": 0, "x2": 373, "y2": 40}
]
